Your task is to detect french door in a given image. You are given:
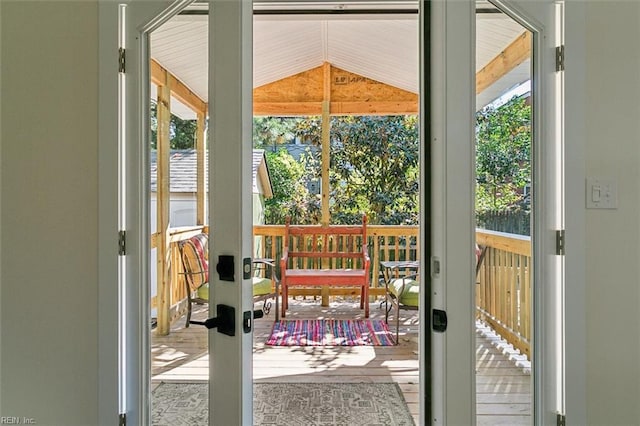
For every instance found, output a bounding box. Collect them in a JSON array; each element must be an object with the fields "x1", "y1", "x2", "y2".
[
  {"x1": 115, "y1": 0, "x2": 255, "y2": 424},
  {"x1": 105, "y1": 0, "x2": 563, "y2": 424},
  {"x1": 430, "y1": 0, "x2": 565, "y2": 424}
]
